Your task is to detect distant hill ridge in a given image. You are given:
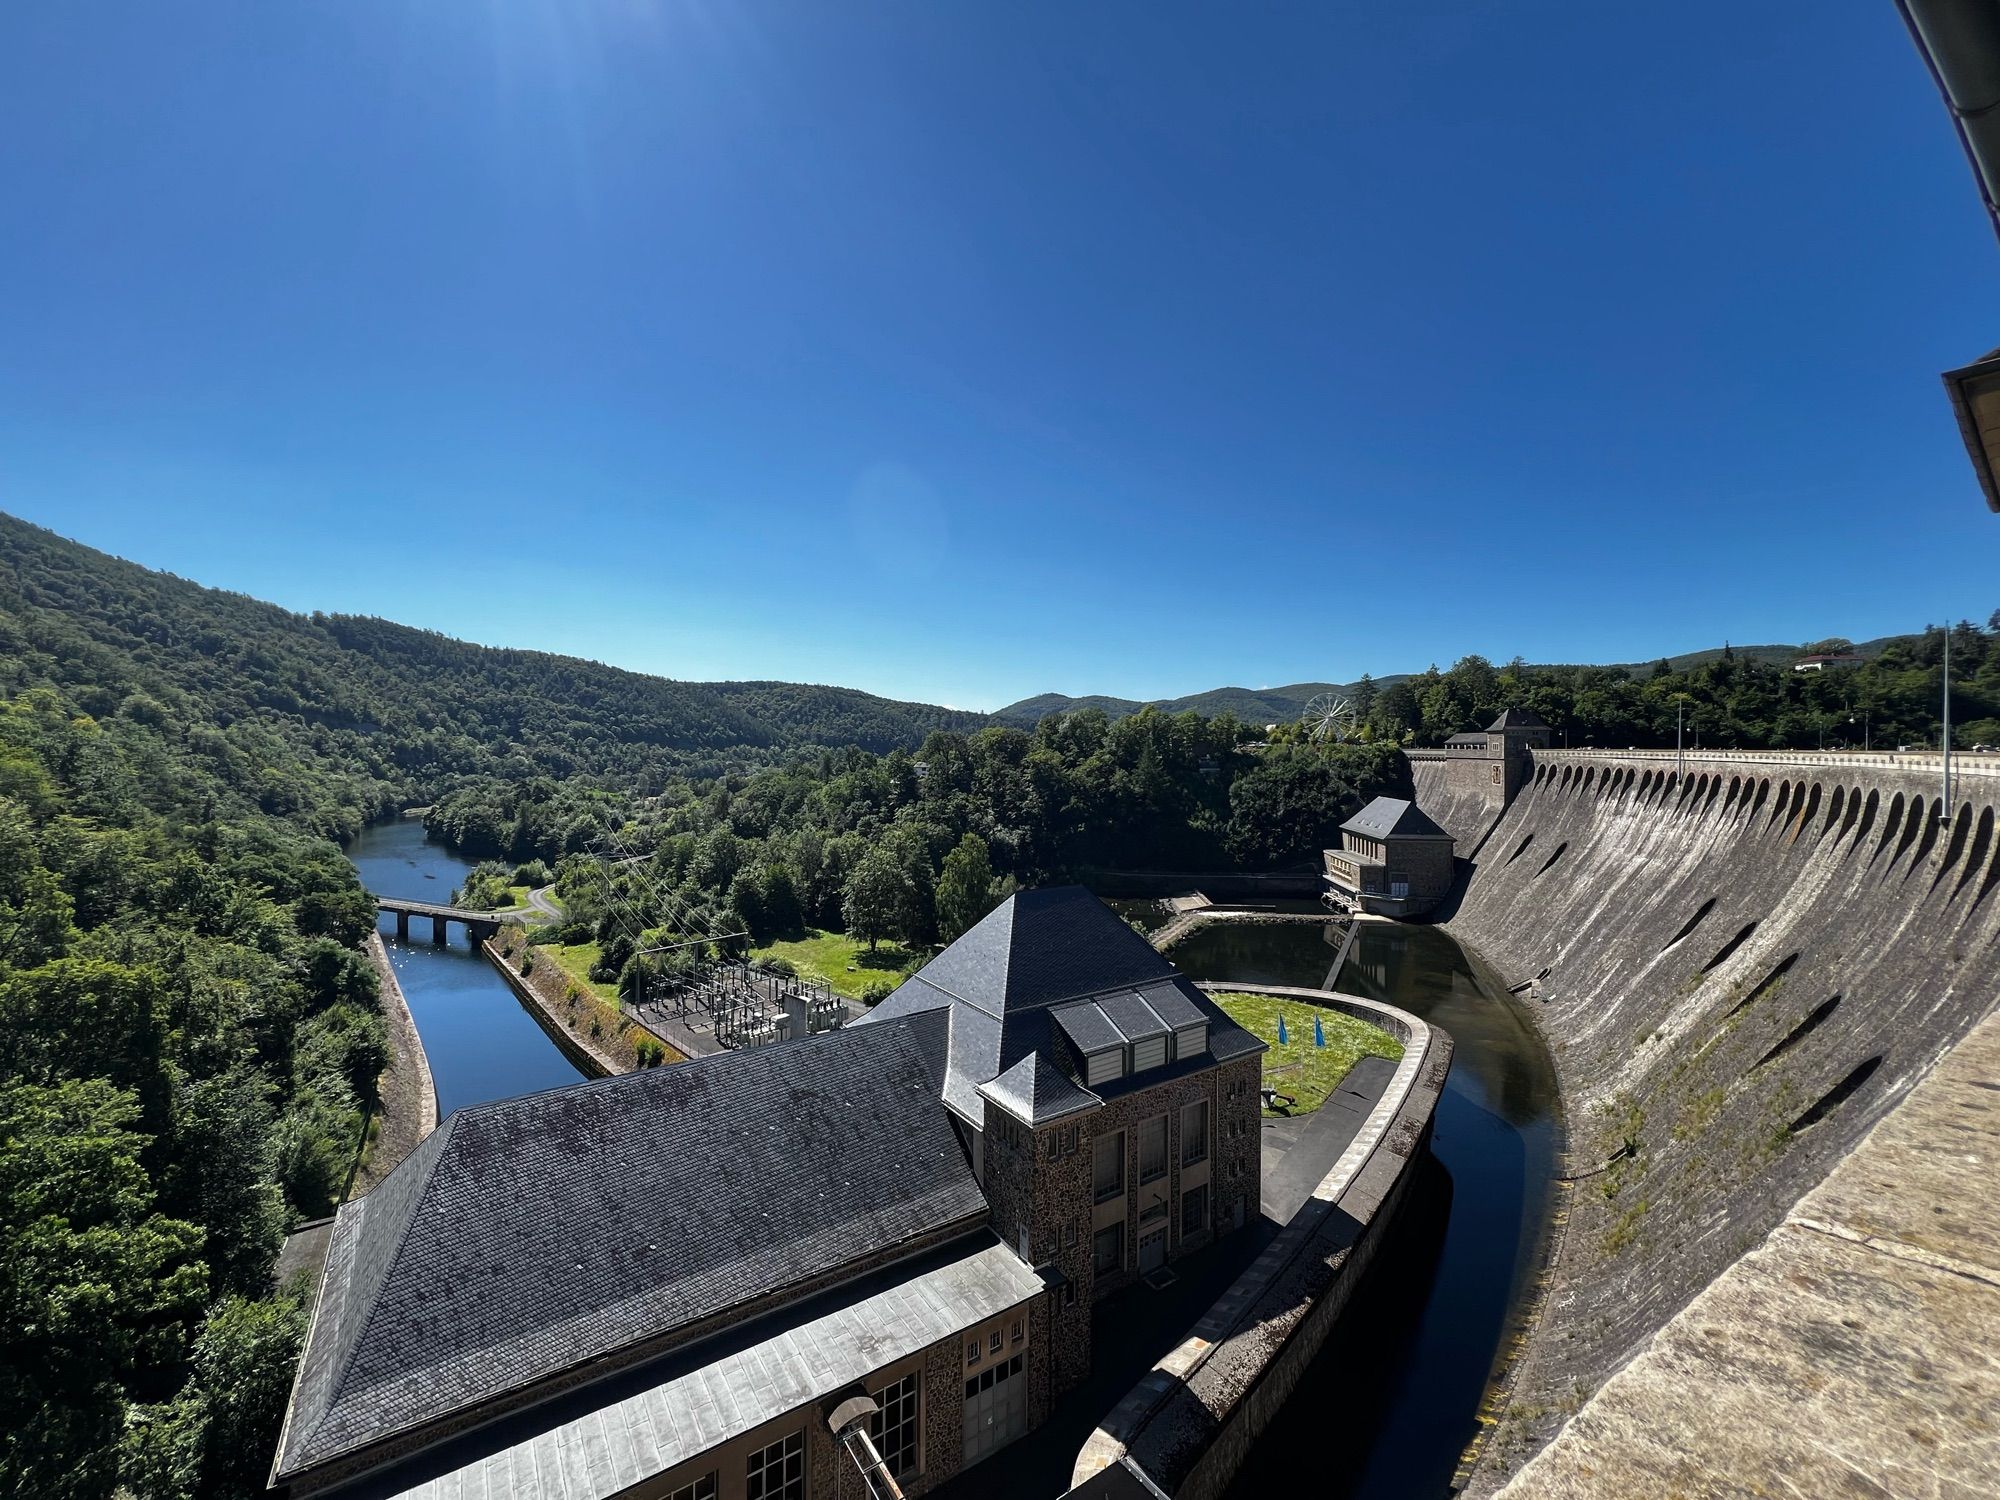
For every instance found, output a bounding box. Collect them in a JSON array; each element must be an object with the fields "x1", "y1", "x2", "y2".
[{"x1": 995, "y1": 639, "x2": 1902, "y2": 728}]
